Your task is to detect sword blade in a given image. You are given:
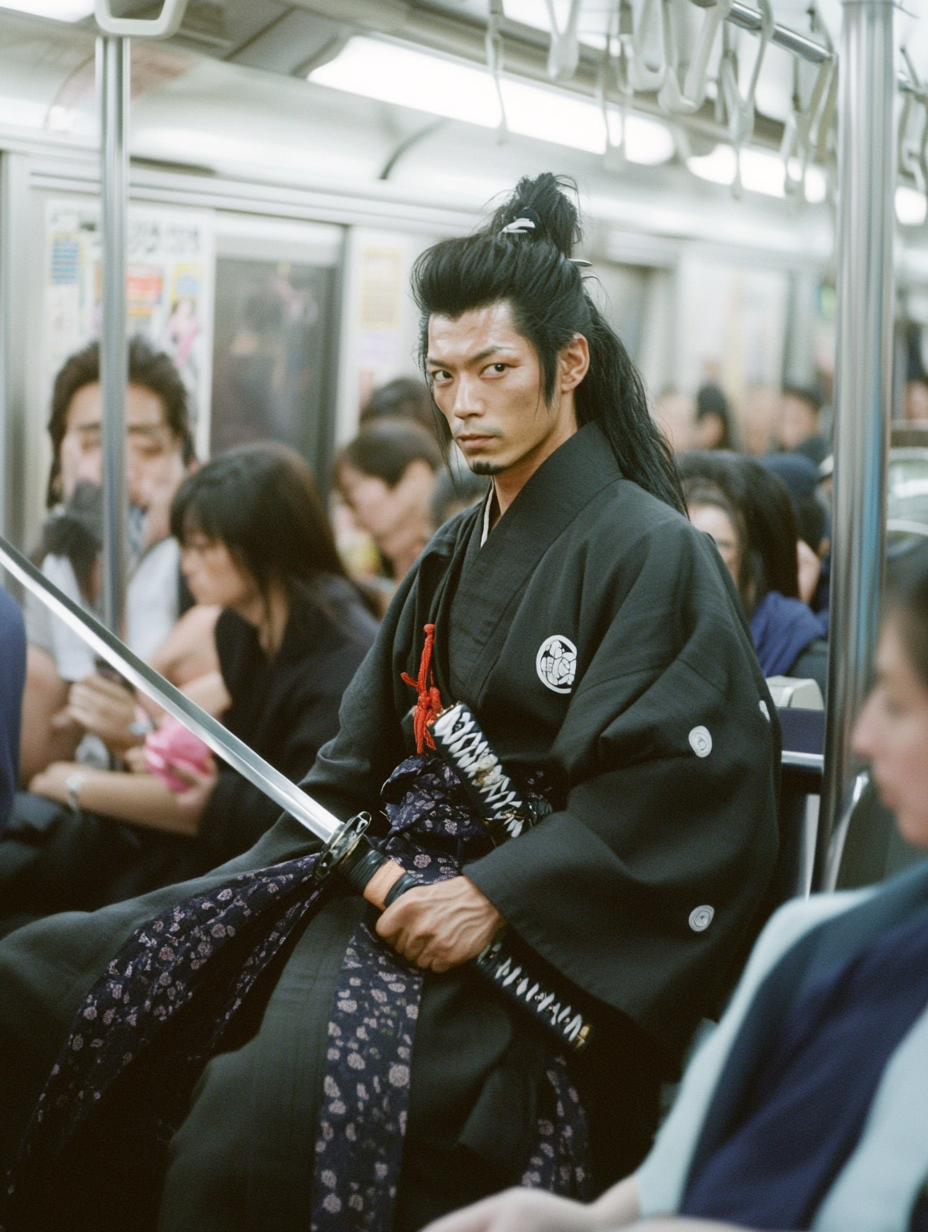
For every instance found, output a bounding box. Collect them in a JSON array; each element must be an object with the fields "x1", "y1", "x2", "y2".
[{"x1": 0, "y1": 533, "x2": 340, "y2": 843}]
